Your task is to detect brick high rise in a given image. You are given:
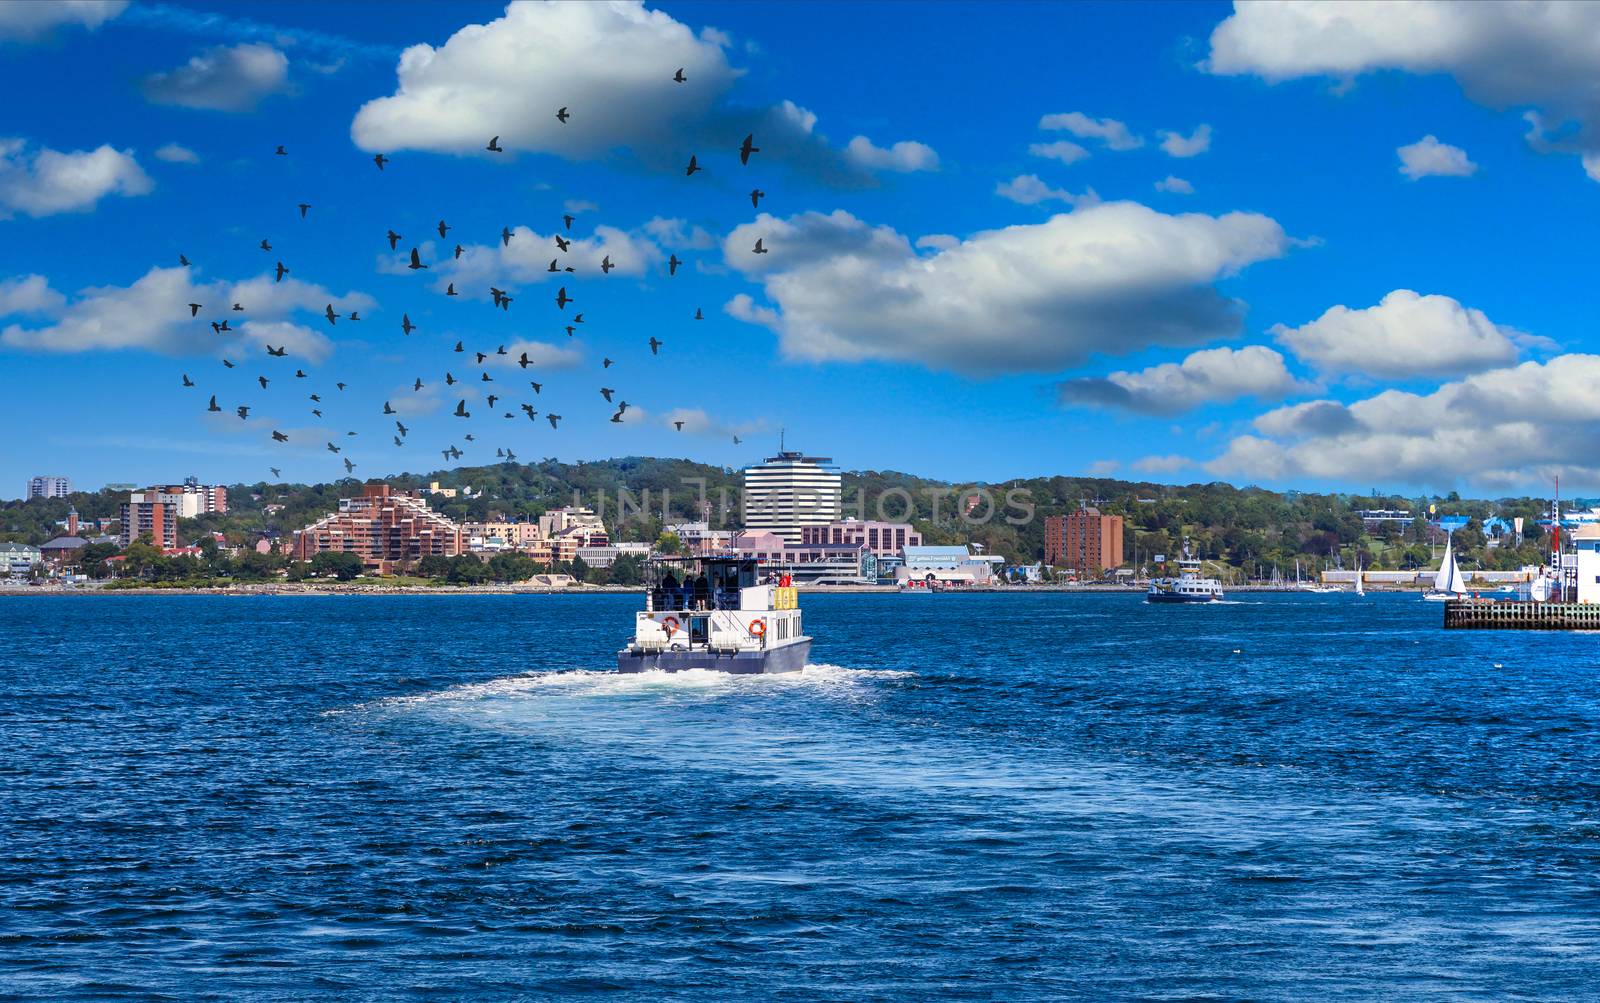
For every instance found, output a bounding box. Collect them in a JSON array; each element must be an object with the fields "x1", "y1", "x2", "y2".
[
  {"x1": 292, "y1": 484, "x2": 463, "y2": 572},
  {"x1": 1044, "y1": 508, "x2": 1124, "y2": 575}
]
